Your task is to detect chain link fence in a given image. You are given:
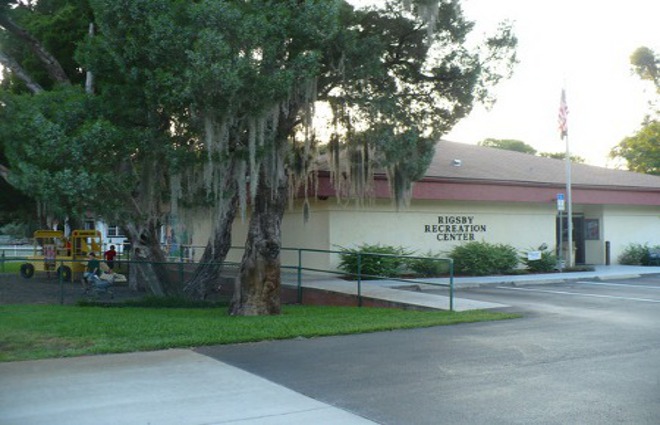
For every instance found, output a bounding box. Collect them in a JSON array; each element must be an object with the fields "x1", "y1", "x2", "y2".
[{"x1": 1, "y1": 246, "x2": 454, "y2": 309}]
